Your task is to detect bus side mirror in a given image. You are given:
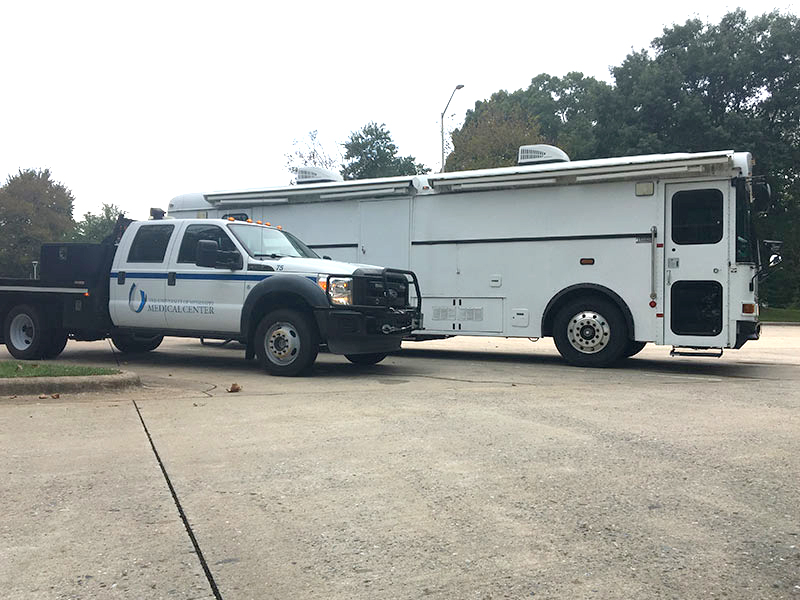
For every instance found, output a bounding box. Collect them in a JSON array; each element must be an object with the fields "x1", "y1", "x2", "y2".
[
  {"x1": 753, "y1": 181, "x2": 771, "y2": 212},
  {"x1": 196, "y1": 240, "x2": 218, "y2": 268}
]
